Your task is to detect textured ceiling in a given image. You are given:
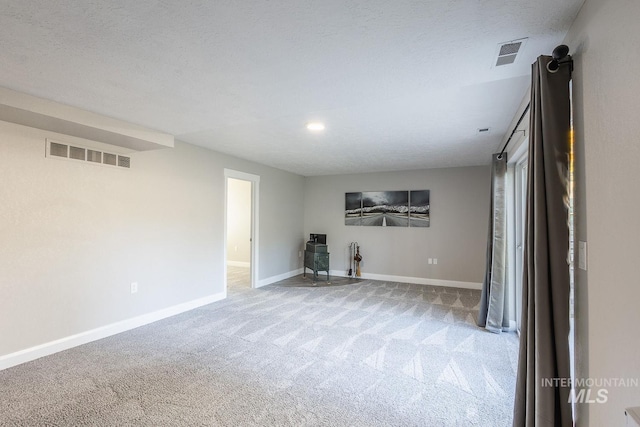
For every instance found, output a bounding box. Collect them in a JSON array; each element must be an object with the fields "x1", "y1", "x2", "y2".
[{"x1": 0, "y1": 0, "x2": 584, "y2": 176}]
